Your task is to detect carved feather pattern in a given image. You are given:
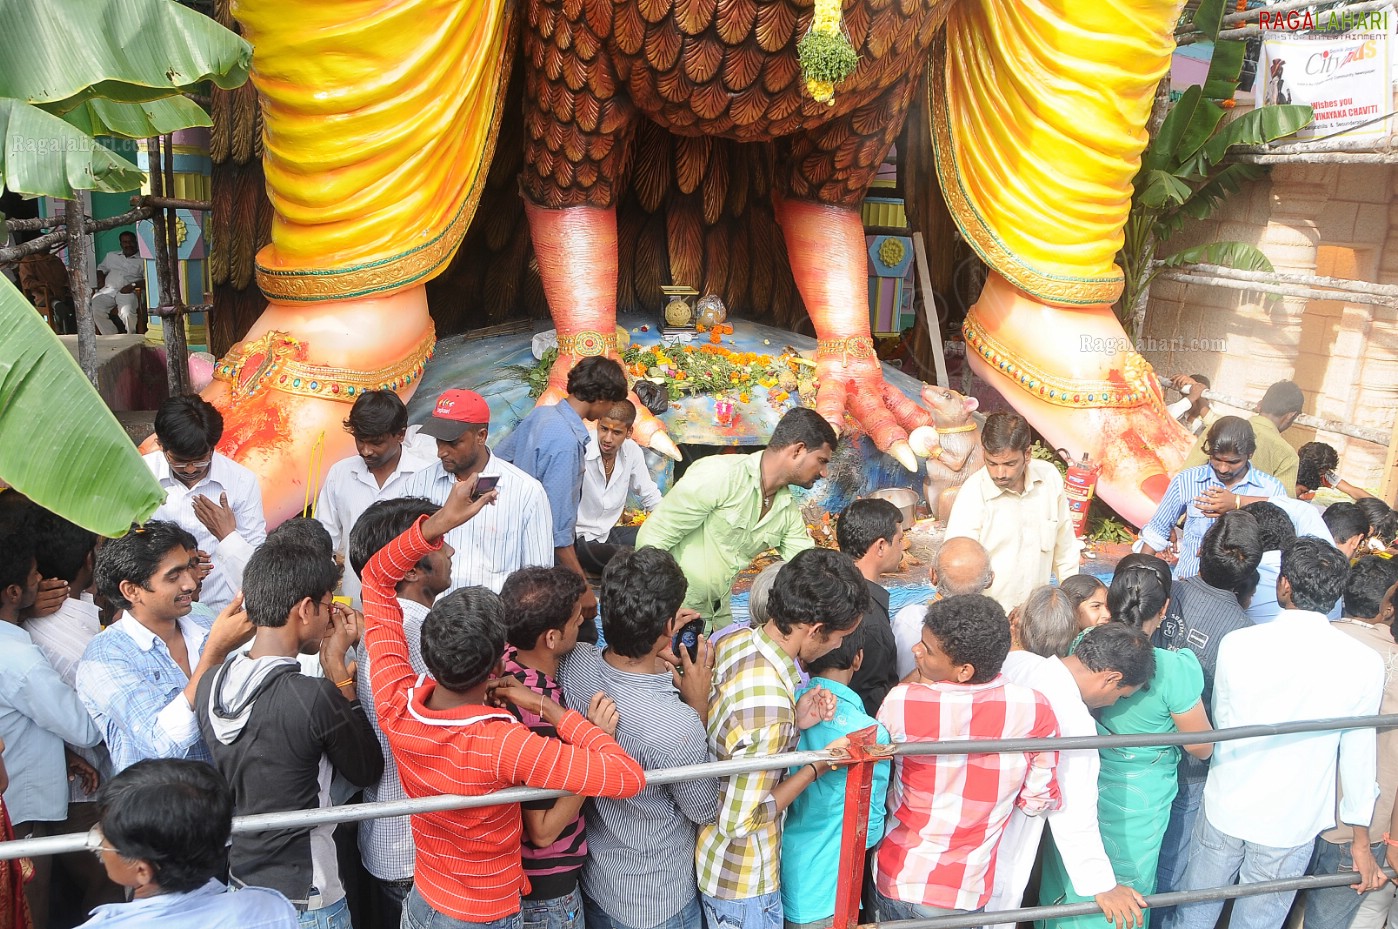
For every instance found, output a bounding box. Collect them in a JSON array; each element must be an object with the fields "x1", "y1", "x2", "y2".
[
  {"x1": 722, "y1": 43, "x2": 763, "y2": 92},
  {"x1": 675, "y1": 135, "x2": 710, "y2": 194},
  {"x1": 682, "y1": 35, "x2": 724, "y2": 84},
  {"x1": 435, "y1": 0, "x2": 954, "y2": 335},
  {"x1": 754, "y1": 2, "x2": 797, "y2": 53},
  {"x1": 675, "y1": 0, "x2": 718, "y2": 36},
  {"x1": 715, "y1": 0, "x2": 757, "y2": 44},
  {"x1": 667, "y1": 194, "x2": 704, "y2": 286}
]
